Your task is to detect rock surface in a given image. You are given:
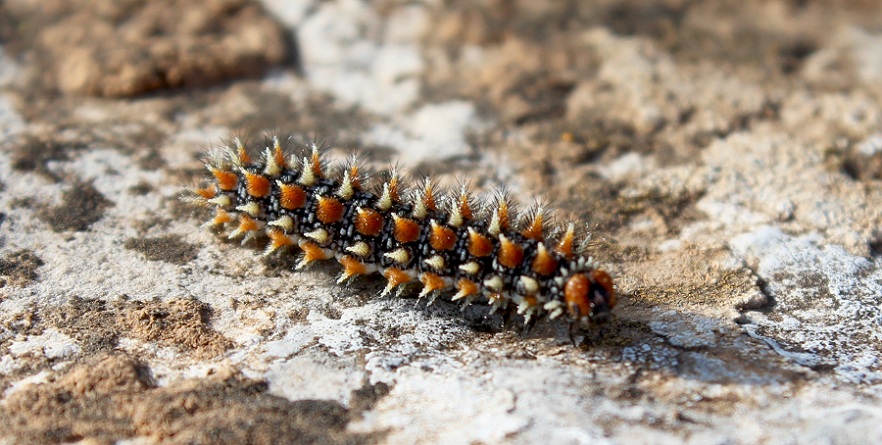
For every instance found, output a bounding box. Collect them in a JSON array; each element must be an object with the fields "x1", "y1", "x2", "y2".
[{"x1": 1, "y1": 0, "x2": 881, "y2": 444}]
